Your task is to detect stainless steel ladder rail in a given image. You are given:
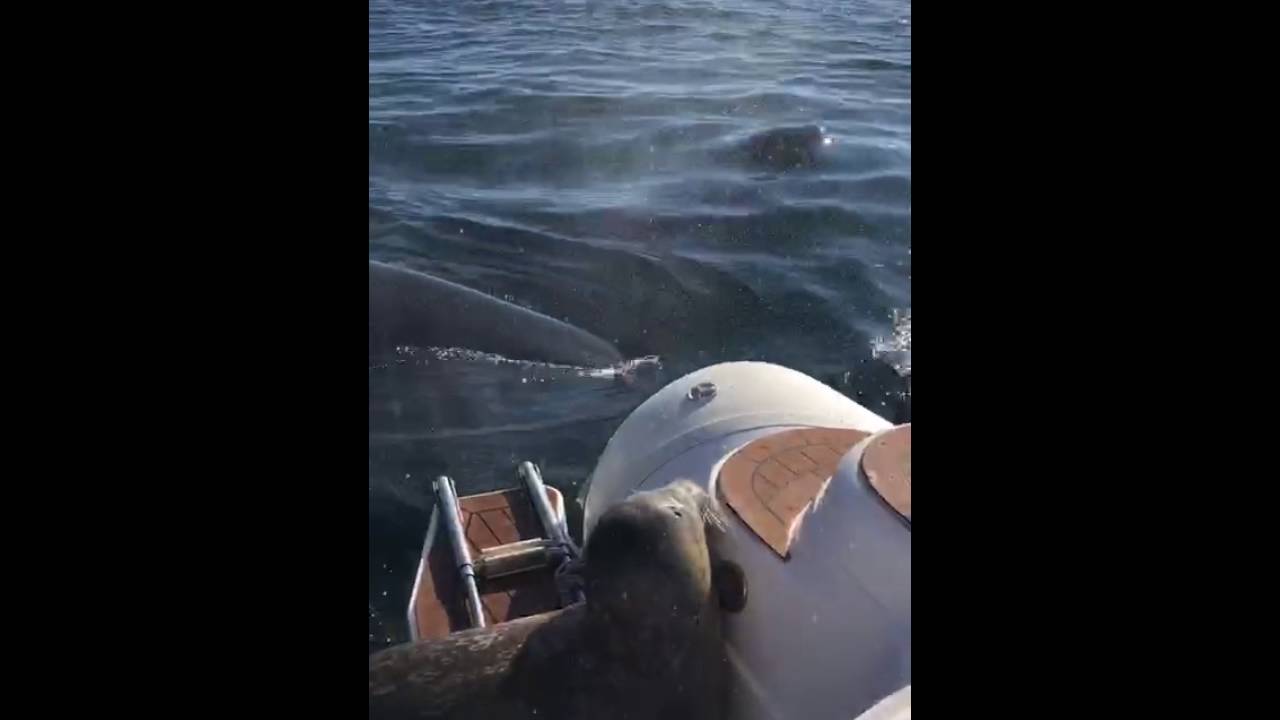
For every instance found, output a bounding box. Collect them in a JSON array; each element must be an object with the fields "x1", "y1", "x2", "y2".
[{"x1": 432, "y1": 475, "x2": 486, "y2": 629}]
